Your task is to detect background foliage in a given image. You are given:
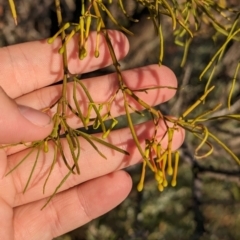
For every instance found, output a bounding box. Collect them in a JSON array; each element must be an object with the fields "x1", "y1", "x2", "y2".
[{"x1": 1, "y1": 0, "x2": 240, "y2": 239}]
